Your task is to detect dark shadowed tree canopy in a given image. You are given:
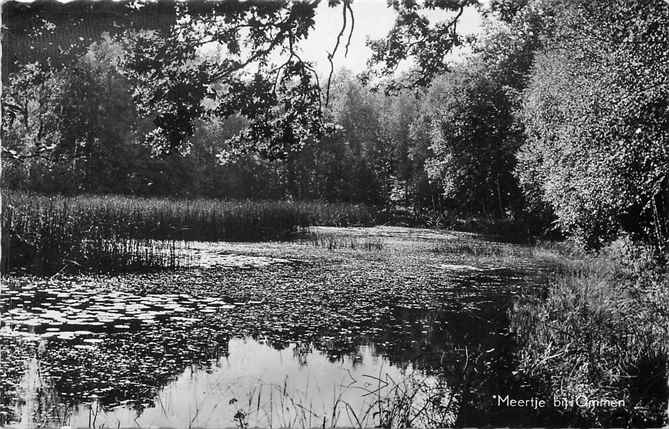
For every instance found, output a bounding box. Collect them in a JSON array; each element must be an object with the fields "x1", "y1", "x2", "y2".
[{"x1": 1, "y1": 0, "x2": 178, "y2": 78}]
